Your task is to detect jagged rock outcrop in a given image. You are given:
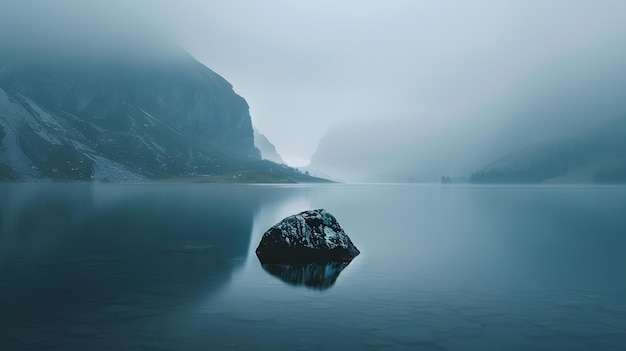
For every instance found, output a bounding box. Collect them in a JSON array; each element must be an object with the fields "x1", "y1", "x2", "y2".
[{"x1": 255, "y1": 209, "x2": 360, "y2": 263}]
